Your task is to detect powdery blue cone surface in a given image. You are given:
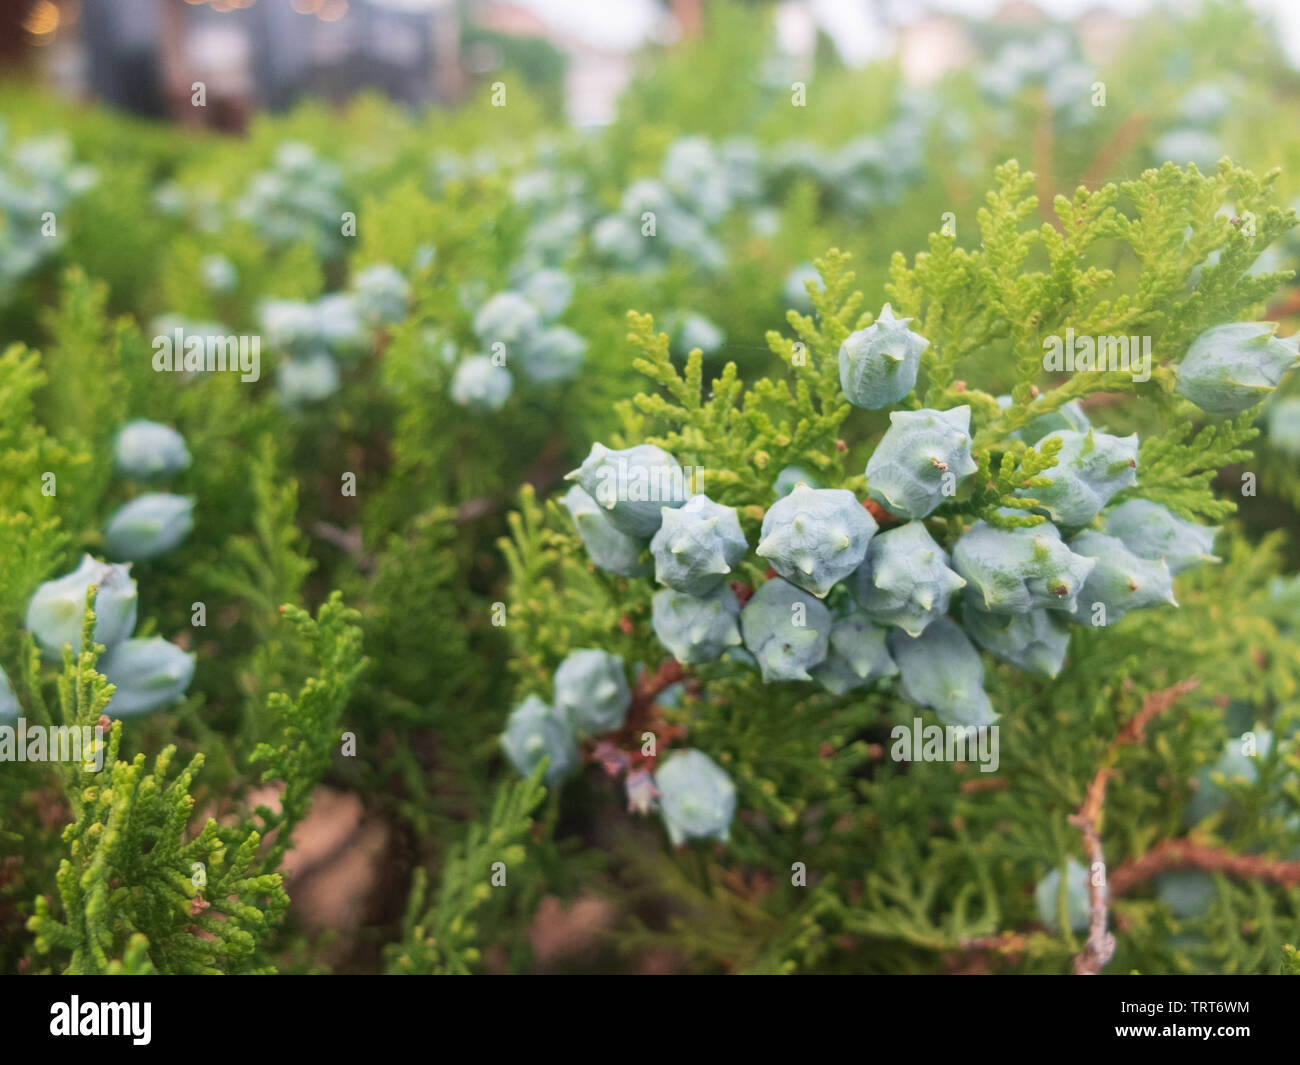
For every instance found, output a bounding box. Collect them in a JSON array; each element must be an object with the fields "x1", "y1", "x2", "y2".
[
  {"x1": 501, "y1": 694, "x2": 578, "y2": 786},
  {"x1": 962, "y1": 604, "x2": 1070, "y2": 677},
  {"x1": 740, "y1": 578, "x2": 832, "y2": 682},
  {"x1": 520, "y1": 326, "x2": 586, "y2": 384},
  {"x1": 773, "y1": 465, "x2": 820, "y2": 497},
  {"x1": 352, "y1": 263, "x2": 409, "y2": 324},
  {"x1": 113, "y1": 420, "x2": 191, "y2": 480},
  {"x1": 838, "y1": 303, "x2": 929, "y2": 409},
  {"x1": 277, "y1": 352, "x2": 340, "y2": 407},
  {"x1": 865, "y1": 406, "x2": 976, "y2": 519},
  {"x1": 951, "y1": 519, "x2": 1096, "y2": 614},
  {"x1": 26, "y1": 555, "x2": 138, "y2": 661},
  {"x1": 566, "y1": 442, "x2": 687, "y2": 538},
  {"x1": 756, "y1": 484, "x2": 876, "y2": 598},
  {"x1": 675, "y1": 312, "x2": 725, "y2": 357},
  {"x1": 1156, "y1": 871, "x2": 1217, "y2": 919},
  {"x1": 1176, "y1": 322, "x2": 1300, "y2": 415},
  {"x1": 1034, "y1": 858, "x2": 1096, "y2": 933},
  {"x1": 997, "y1": 395, "x2": 1091, "y2": 444},
  {"x1": 650, "y1": 494, "x2": 747, "y2": 595},
  {"x1": 1183, "y1": 732, "x2": 1274, "y2": 826},
  {"x1": 1104, "y1": 499, "x2": 1219, "y2": 575},
  {"x1": 852, "y1": 521, "x2": 965, "y2": 636},
  {"x1": 1018, "y1": 429, "x2": 1138, "y2": 527},
  {"x1": 450, "y1": 356, "x2": 512, "y2": 412},
  {"x1": 1068, "y1": 531, "x2": 1177, "y2": 626},
  {"x1": 562, "y1": 485, "x2": 650, "y2": 578},
  {"x1": 517, "y1": 268, "x2": 573, "y2": 321},
  {"x1": 811, "y1": 610, "x2": 897, "y2": 695},
  {"x1": 100, "y1": 637, "x2": 195, "y2": 716},
  {"x1": 887, "y1": 617, "x2": 996, "y2": 726},
  {"x1": 655, "y1": 749, "x2": 736, "y2": 845},
  {"x1": 554, "y1": 649, "x2": 631, "y2": 734},
  {"x1": 200, "y1": 253, "x2": 237, "y2": 293},
  {"x1": 0, "y1": 665, "x2": 19, "y2": 719},
  {"x1": 1266, "y1": 397, "x2": 1300, "y2": 458},
  {"x1": 651, "y1": 586, "x2": 742, "y2": 664},
  {"x1": 472, "y1": 290, "x2": 542, "y2": 347},
  {"x1": 104, "y1": 493, "x2": 195, "y2": 561},
  {"x1": 315, "y1": 293, "x2": 365, "y2": 358},
  {"x1": 783, "y1": 262, "x2": 822, "y2": 313}
]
